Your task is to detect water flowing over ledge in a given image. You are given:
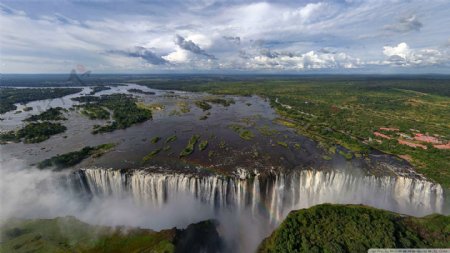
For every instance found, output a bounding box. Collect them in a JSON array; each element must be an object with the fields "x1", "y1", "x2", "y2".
[{"x1": 70, "y1": 167, "x2": 445, "y2": 223}]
